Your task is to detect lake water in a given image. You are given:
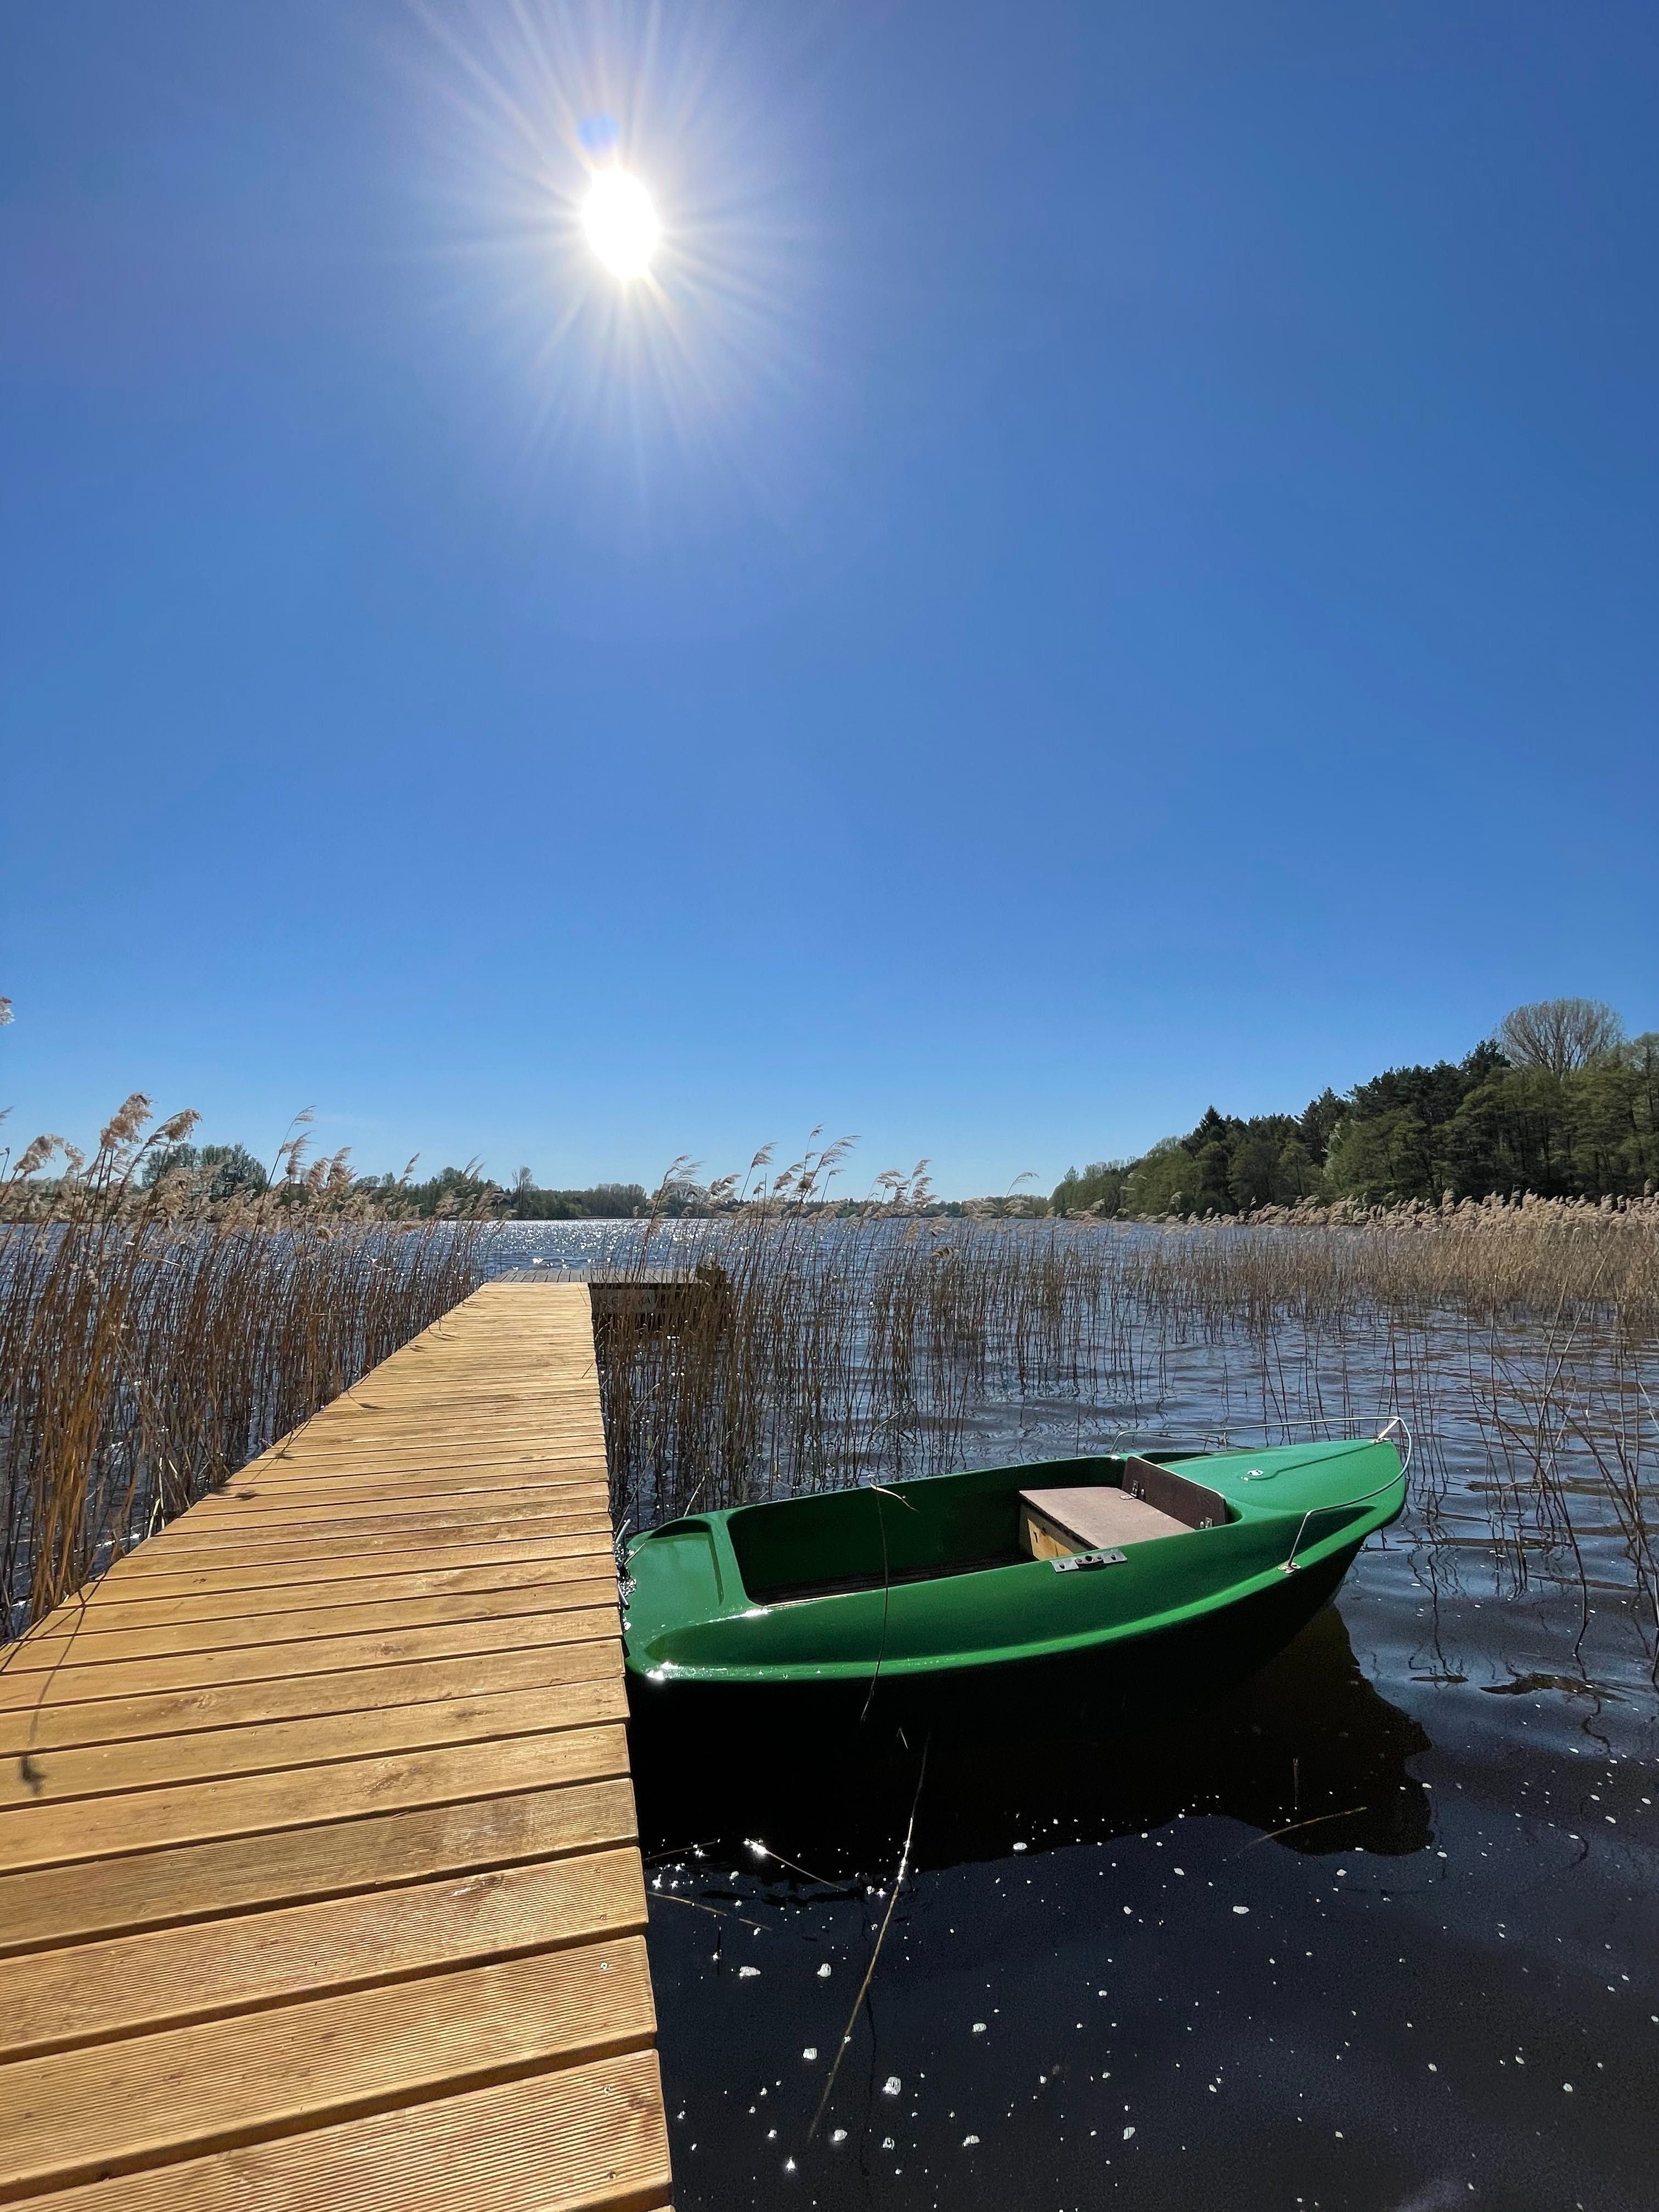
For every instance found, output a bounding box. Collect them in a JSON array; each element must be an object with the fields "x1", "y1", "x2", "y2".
[{"x1": 486, "y1": 1223, "x2": 1658, "y2": 2211}]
